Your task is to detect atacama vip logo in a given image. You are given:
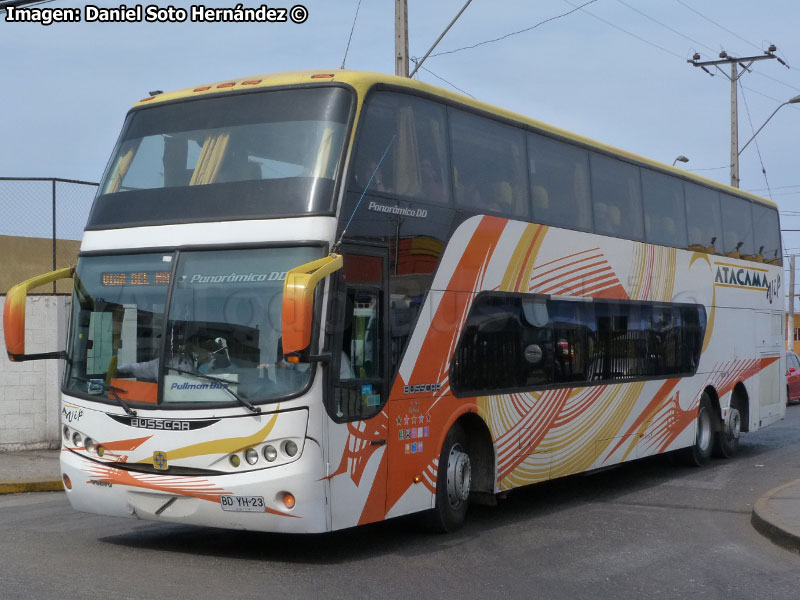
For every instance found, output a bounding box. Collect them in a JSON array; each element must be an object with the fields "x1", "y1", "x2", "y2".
[{"x1": 714, "y1": 263, "x2": 781, "y2": 304}]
